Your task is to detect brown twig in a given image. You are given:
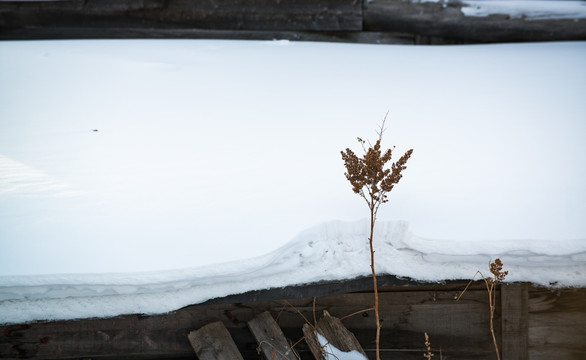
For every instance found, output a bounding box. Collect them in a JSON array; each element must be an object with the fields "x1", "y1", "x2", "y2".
[{"x1": 339, "y1": 307, "x2": 375, "y2": 321}]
